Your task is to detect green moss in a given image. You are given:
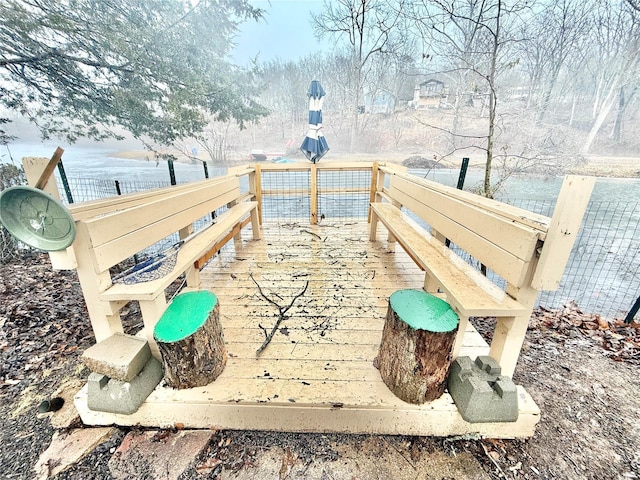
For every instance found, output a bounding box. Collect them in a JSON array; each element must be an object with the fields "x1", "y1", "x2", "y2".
[
  {"x1": 153, "y1": 291, "x2": 218, "y2": 343},
  {"x1": 390, "y1": 289, "x2": 458, "y2": 332}
]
